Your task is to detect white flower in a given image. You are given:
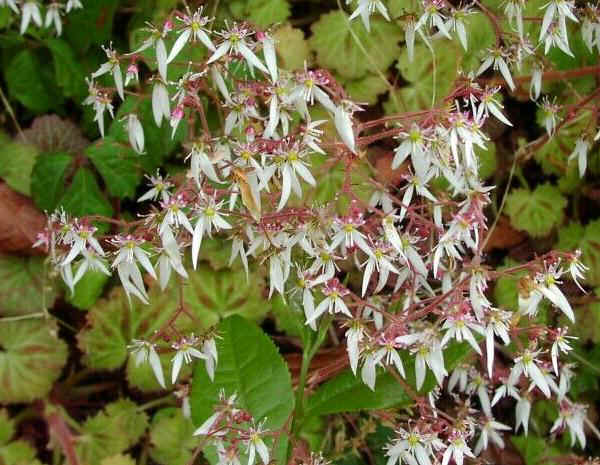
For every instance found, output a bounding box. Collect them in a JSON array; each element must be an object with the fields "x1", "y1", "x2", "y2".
[
  {"x1": 515, "y1": 396, "x2": 531, "y2": 434},
  {"x1": 530, "y1": 65, "x2": 543, "y2": 100},
  {"x1": 441, "y1": 312, "x2": 484, "y2": 354},
  {"x1": 361, "y1": 242, "x2": 399, "y2": 296},
  {"x1": 474, "y1": 418, "x2": 511, "y2": 455},
  {"x1": 207, "y1": 22, "x2": 268, "y2": 74},
  {"x1": 159, "y1": 194, "x2": 194, "y2": 236},
  {"x1": 538, "y1": 267, "x2": 575, "y2": 322},
  {"x1": 152, "y1": 80, "x2": 170, "y2": 127},
  {"x1": 1, "y1": 0, "x2": 19, "y2": 14},
  {"x1": 65, "y1": 0, "x2": 83, "y2": 13},
  {"x1": 201, "y1": 336, "x2": 219, "y2": 381},
  {"x1": 386, "y1": 426, "x2": 443, "y2": 465},
  {"x1": 491, "y1": 378, "x2": 520, "y2": 406},
  {"x1": 167, "y1": 6, "x2": 214, "y2": 64},
  {"x1": 540, "y1": 0, "x2": 578, "y2": 43},
  {"x1": 45, "y1": 3, "x2": 63, "y2": 36},
  {"x1": 441, "y1": 432, "x2": 475, "y2": 465},
  {"x1": 229, "y1": 236, "x2": 249, "y2": 278},
  {"x1": 551, "y1": 327, "x2": 576, "y2": 375},
  {"x1": 93, "y1": 44, "x2": 124, "y2": 100},
  {"x1": 510, "y1": 349, "x2": 551, "y2": 397},
  {"x1": 245, "y1": 422, "x2": 270, "y2": 465},
  {"x1": 551, "y1": 402, "x2": 587, "y2": 448},
  {"x1": 345, "y1": 320, "x2": 365, "y2": 374},
  {"x1": 349, "y1": 0, "x2": 391, "y2": 32},
  {"x1": 446, "y1": 7, "x2": 472, "y2": 50},
  {"x1": 331, "y1": 212, "x2": 373, "y2": 258},
  {"x1": 138, "y1": 172, "x2": 173, "y2": 203},
  {"x1": 72, "y1": 248, "x2": 111, "y2": 288},
  {"x1": 273, "y1": 144, "x2": 316, "y2": 211},
  {"x1": 157, "y1": 226, "x2": 188, "y2": 290},
  {"x1": 191, "y1": 196, "x2": 231, "y2": 268},
  {"x1": 475, "y1": 87, "x2": 513, "y2": 126},
  {"x1": 567, "y1": 250, "x2": 587, "y2": 292},
  {"x1": 126, "y1": 113, "x2": 145, "y2": 154},
  {"x1": 334, "y1": 102, "x2": 358, "y2": 154},
  {"x1": 542, "y1": 22, "x2": 574, "y2": 56},
  {"x1": 485, "y1": 308, "x2": 512, "y2": 378},
  {"x1": 20, "y1": 1, "x2": 42, "y2": 35},
  {"x1": 111, "y1": 235, "x2": 156, "y2": 303},
  {"x1": 83, "y1": 79, "x2": 114, "y2": 137},
  {"x1": 307, "y1": 278, "x2": 352, "y2": 324},
  {"x1": 477, "y1": 47, "x2": 515, "y2": 91},
  {"x1": 569, "y1": 137, "x2": 589, "y2": 178},
  {"x1": 257, "y1": 31, "x2": 278, "y2": 82},
  {"x1": 416, "y1": 0, "x2": 451, "y2": 39},
  {"x1": 128, "y1": 339, "x2": 166, "y2": 388},
  {"x1": 504, "y1": 0, "x2": 525, "y2": 37},
  {"x1": 171, "y1": 334, "x2": 207, "y2": 384},
  {"x1": 413, "y1": 338, "x2": 447, "y2": 390},
  {"x1": 448, "y1": 364, "x2": 469, "y2": 393}
]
